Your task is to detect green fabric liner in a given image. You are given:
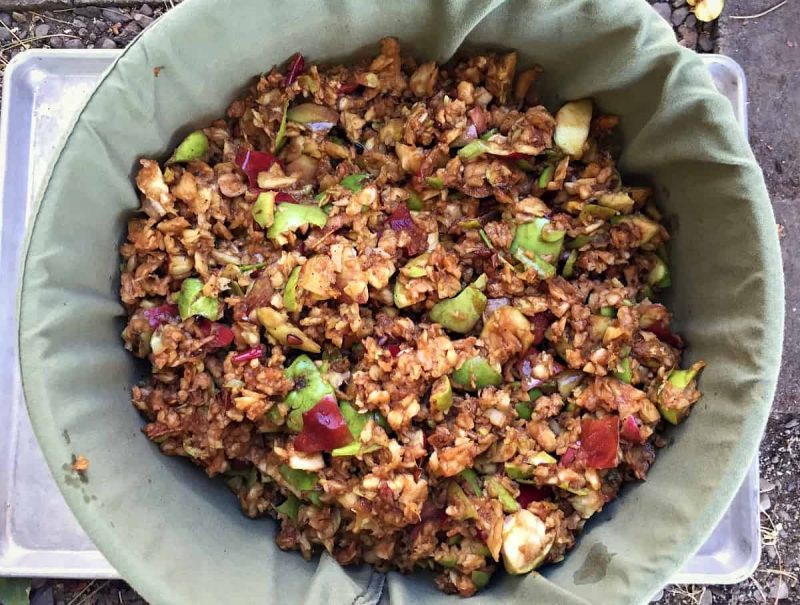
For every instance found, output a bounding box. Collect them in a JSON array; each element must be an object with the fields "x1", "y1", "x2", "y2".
[{"x1": 17, "y1": 0, "x2": 783, "y2": 603}]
